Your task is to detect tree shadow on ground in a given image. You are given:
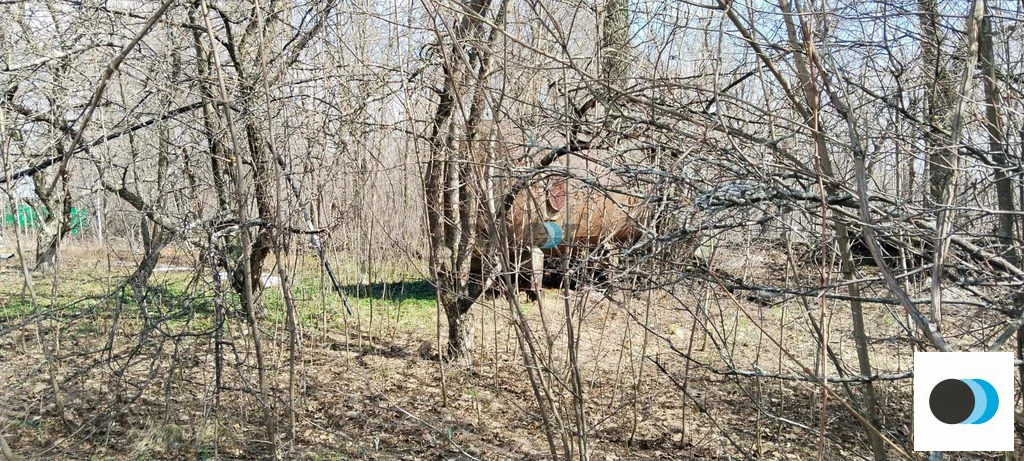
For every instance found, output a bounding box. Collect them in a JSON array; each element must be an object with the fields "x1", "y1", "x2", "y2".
[{"x1": 340, "y1": 278, "x2": 436, "y2": 305}]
